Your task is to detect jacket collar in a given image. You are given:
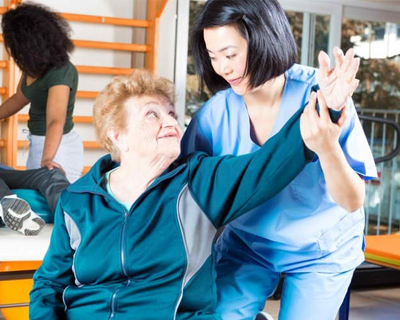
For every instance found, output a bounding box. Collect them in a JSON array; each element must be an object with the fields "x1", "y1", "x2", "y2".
[{"x1": 68, "y1": 154, "x2": 188, "y2": 194}]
